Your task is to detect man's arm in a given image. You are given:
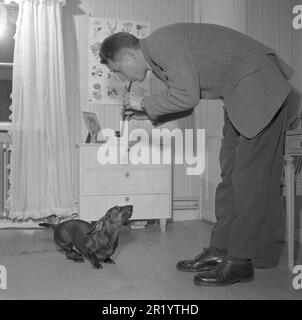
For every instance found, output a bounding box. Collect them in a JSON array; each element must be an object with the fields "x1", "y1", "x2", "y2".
[
  {"x1": 141, "y1": 32, "x2": 200, "y2": 123},
  {"x1": 142, "y1": 105, "x2": 194, "y2": 127},
  {"x1": 125, "y1": 104, "x2": 194, "y2": 126}
]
